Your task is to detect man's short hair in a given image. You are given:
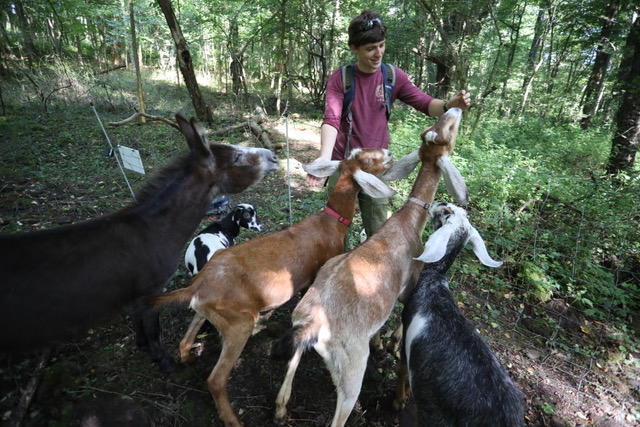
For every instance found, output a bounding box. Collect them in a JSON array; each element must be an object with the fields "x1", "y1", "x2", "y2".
[{"x1": 348, "y1": 10, "x2": 387, "y2": 47}]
